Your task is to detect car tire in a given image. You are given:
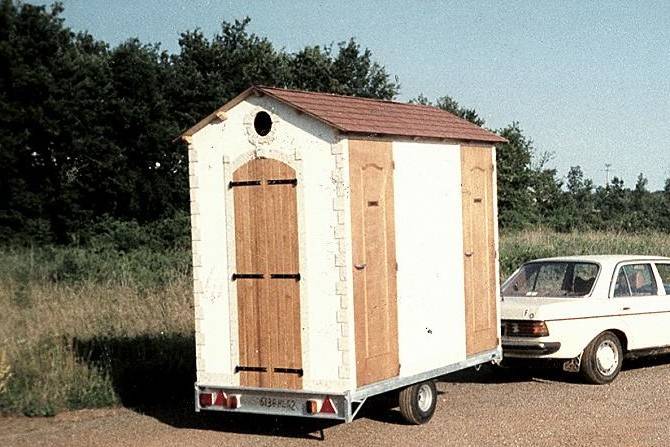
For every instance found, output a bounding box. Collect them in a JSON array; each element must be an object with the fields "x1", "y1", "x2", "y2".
[
  {"x1": 398, "y1": 380, "x2": 437, "y2": 425},
  {"x1": 580, "y1": 331, "x2": 623, "y2": 384}
]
